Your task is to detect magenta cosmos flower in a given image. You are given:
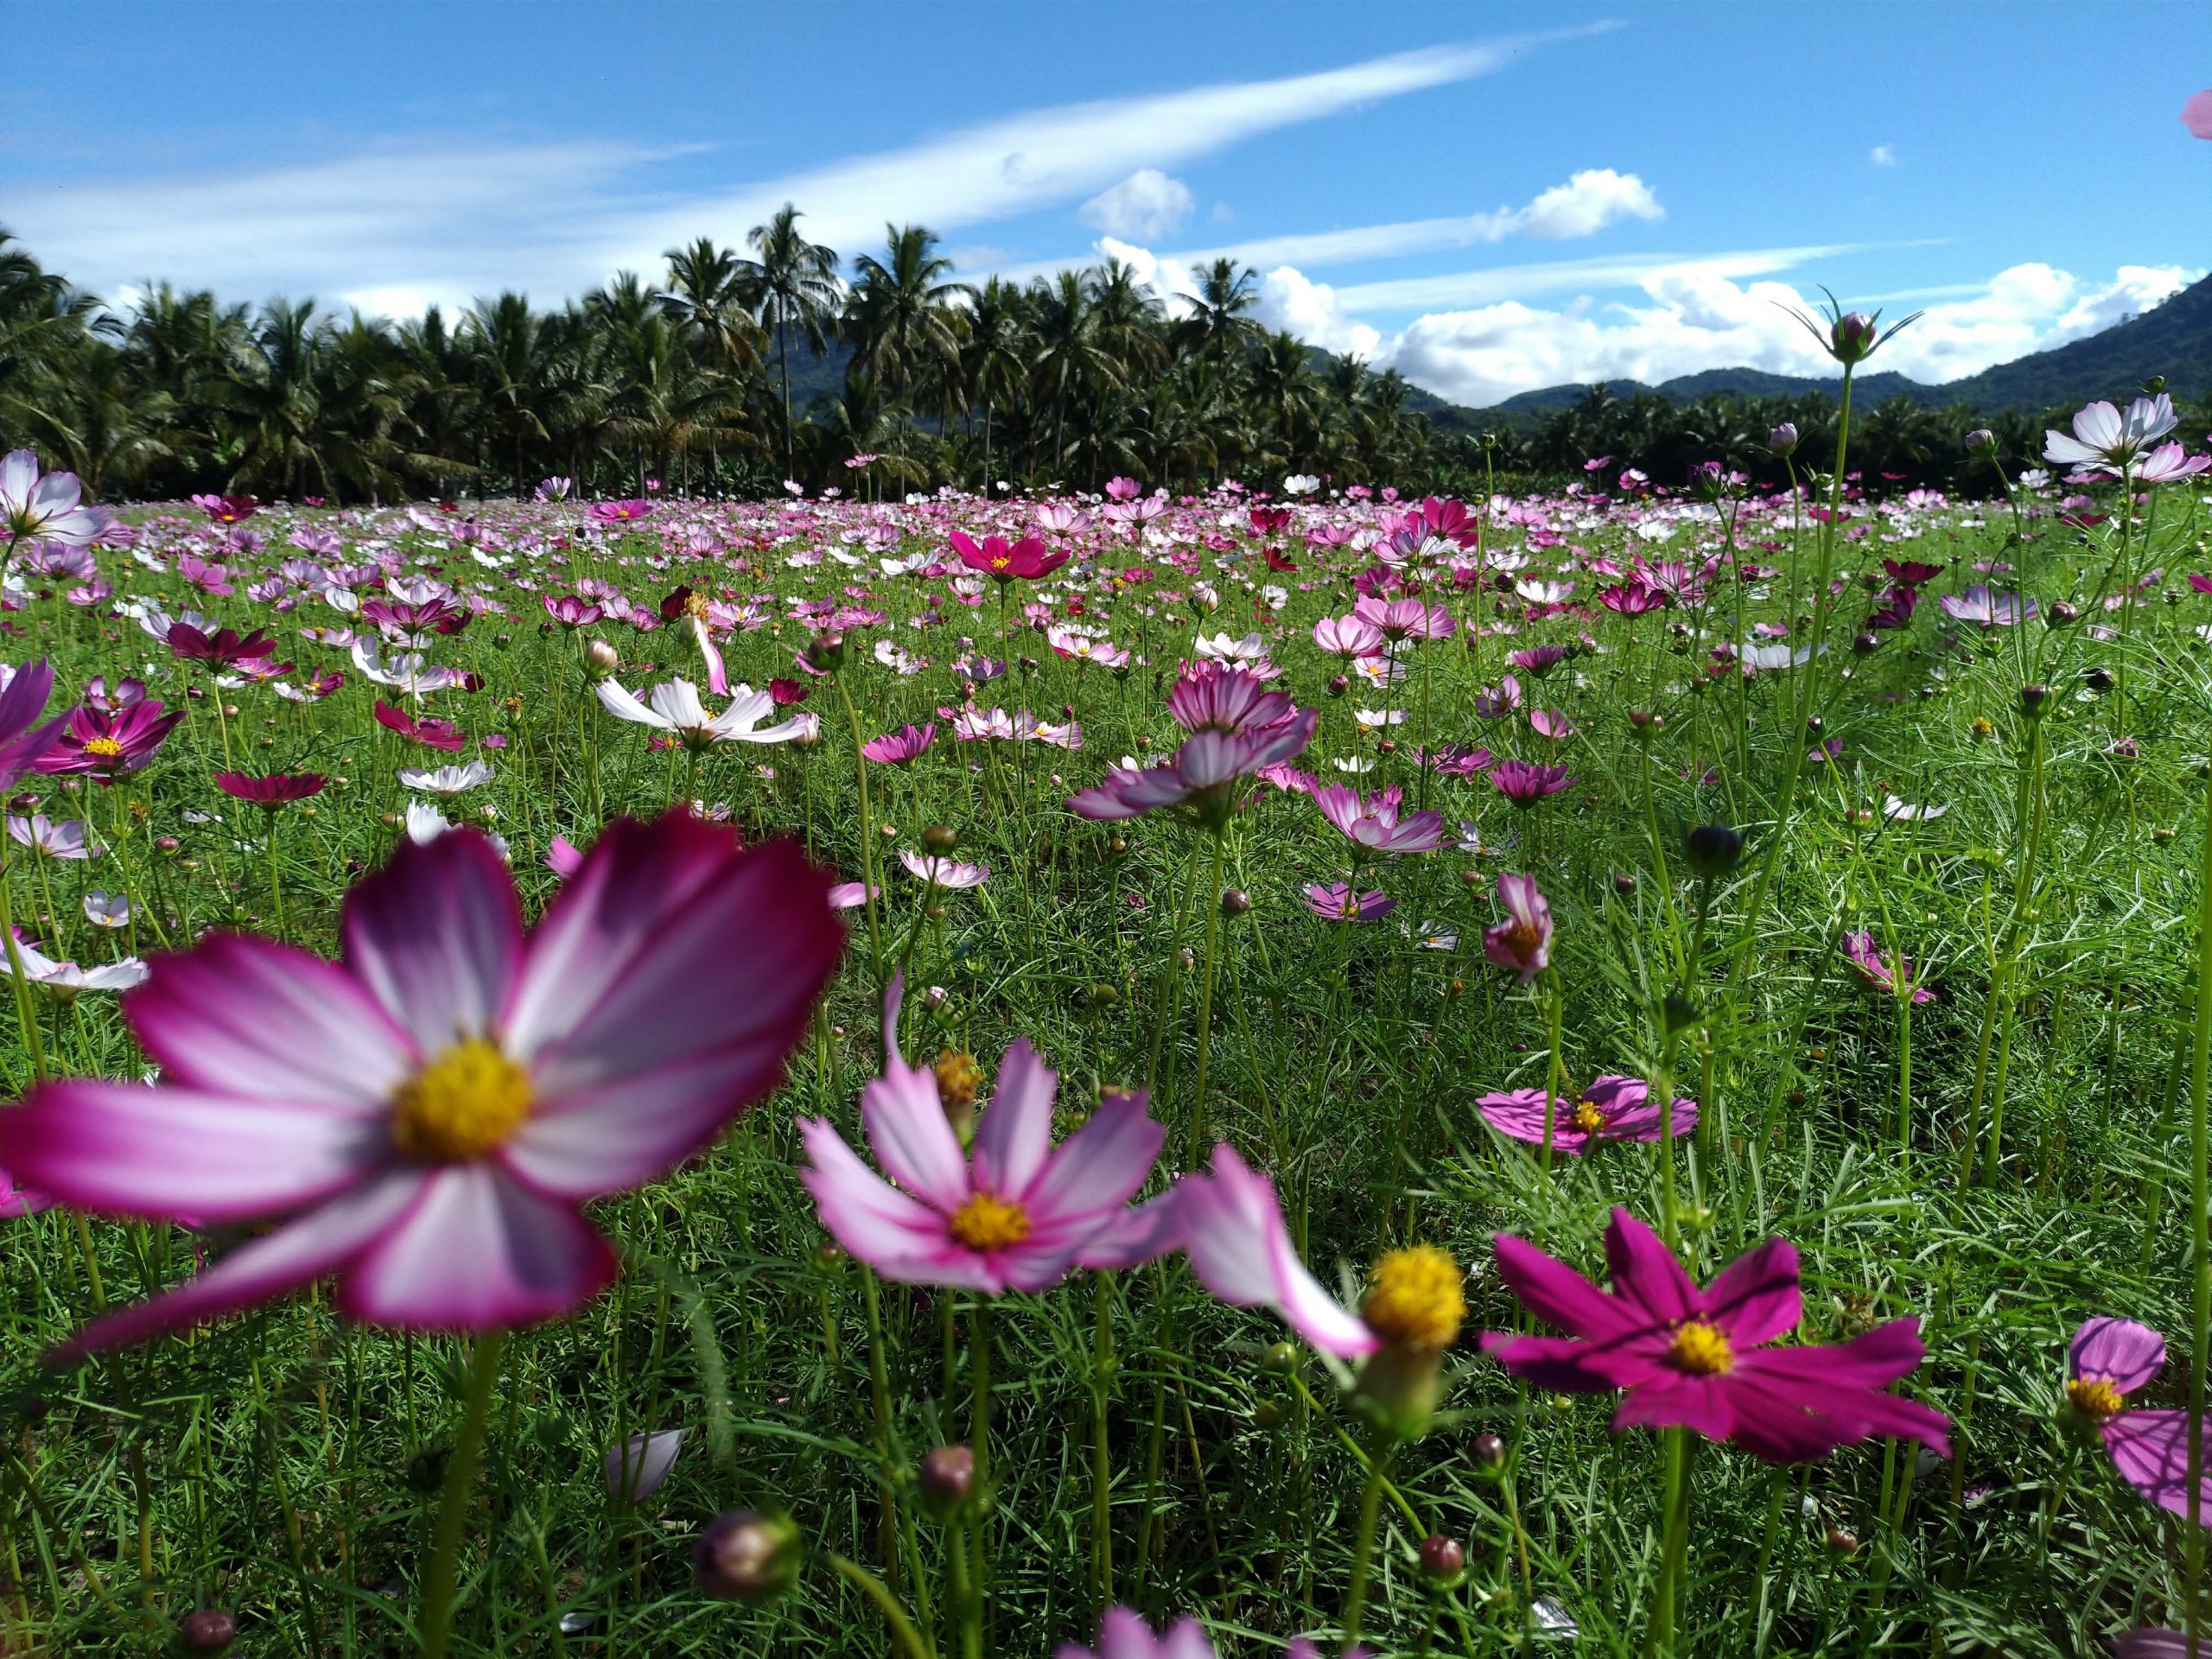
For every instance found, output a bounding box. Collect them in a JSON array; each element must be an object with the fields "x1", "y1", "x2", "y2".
[
  {"x1": 861, "y1": 721, "x2": 936, "y2": 765},
  {"x1": 0, "y1": 660, "x2": 67, "y2": 788},
  {"x1": 1484, "y1": 1208, "x2": 1951, "y2": 1462},
  {"x1": 799, "y1": 979, "x2": 1166, "y2": 1293},
  {"x1": 168, "y1": 622, "x2": 276, "y2": 667},
  {"x1": 1311, "y1": 783, "x2": 1444, "y2": 855},
  {"x1": 2067, "y1": 1316, "x2": 2212, "y2": 1525},
  {"x1": 1304, "y1": 882, "x2": 1395, "y2": 922},
  {"x1": 1478, "y1": 1075, "x2": 1696, "y2": 1156},
  {"x1": 1491, "y1": 758, "x2": 1576, "y2": 805},
  {"x1": 1937, "y1": 585, "x2": 2033, "y2": 628},
  {"x1": 1313, "y1": 615, "x2": 1384, "y2": 659},
  {"x1": 587, "y1": 499, "x2": 654, "y2": 523},
  {"x1": 1057, "y1": 1606, "x2": 1338, "y2": 1659},
  {"x1": 35, "y1": 696, "x2": 185, "y2": 779},
  {"x1": 1842, "y1": 930, "x2": 1934, "y2": 1003},
  {"x1": 0, "y1": 816, "x2": 842, "y2": 1356},
  {"x1": 1352, "y1": 594, "x2": 1454, "y2": 642},
  {"x1": 1167, "y1": 664, "x2": 1299, "y2": 736},
  {"x1": 950, "y1": 531, "x2": 1066, "y2": 582},
  {"x1": 1068, "y1": 715, "x2": 1317, "y2": 830},
  {"x1": 1483, "y1": 874, "x2": 1553, "y2": 982}
]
